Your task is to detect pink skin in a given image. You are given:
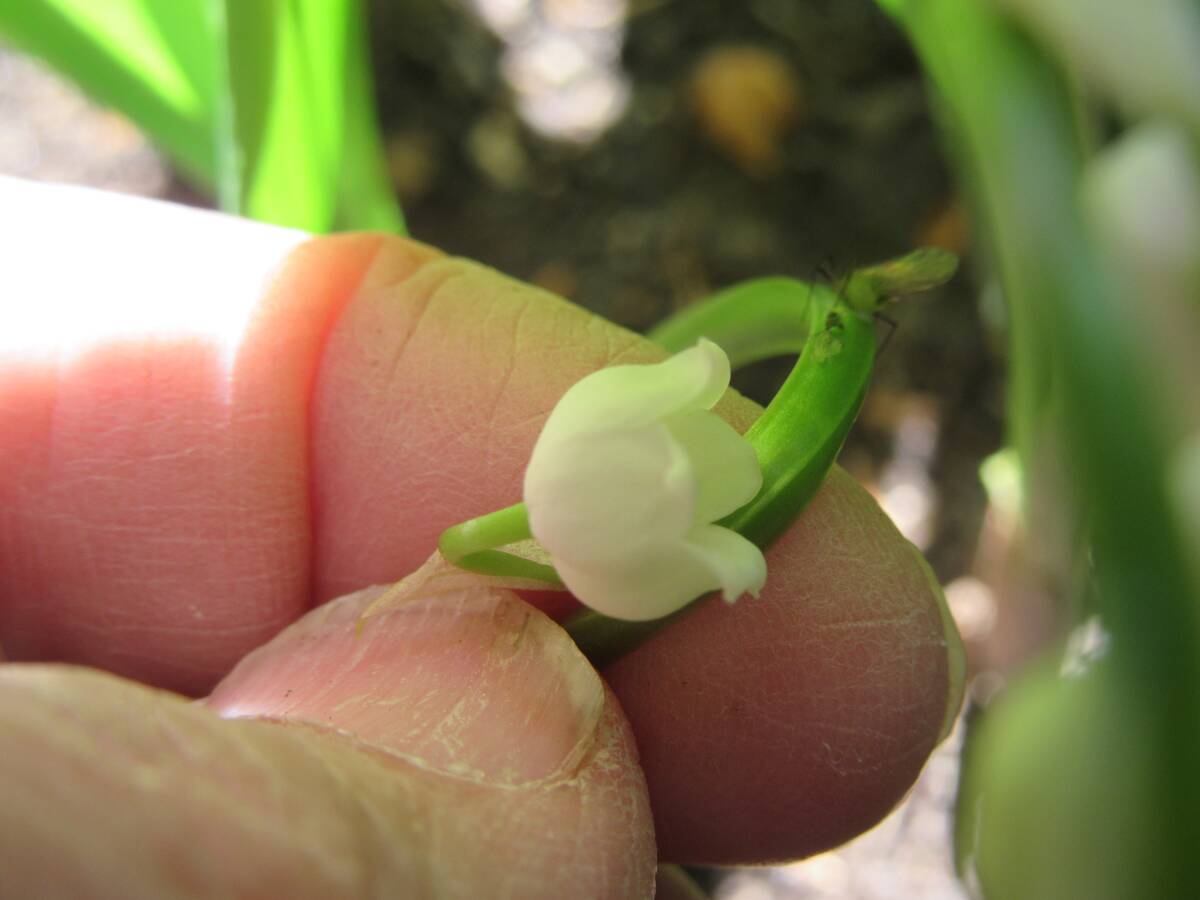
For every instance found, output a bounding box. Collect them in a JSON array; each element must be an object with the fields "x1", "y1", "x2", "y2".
[{"x1": 0, "y1": 233, "x2": 962, "y2": 894}]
